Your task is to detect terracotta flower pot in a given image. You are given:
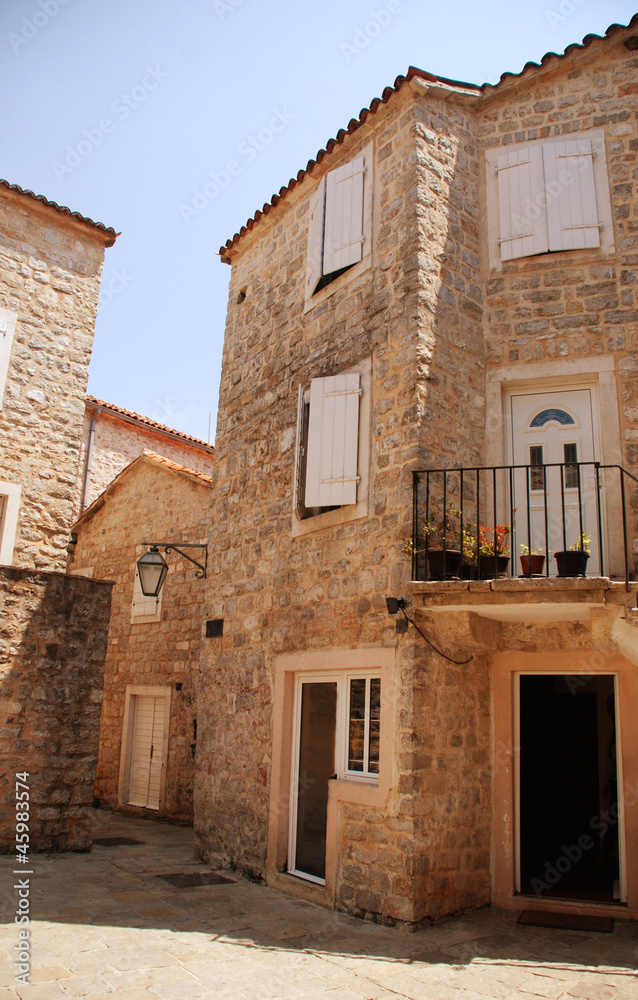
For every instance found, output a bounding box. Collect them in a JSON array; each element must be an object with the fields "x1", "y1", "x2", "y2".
[
  {"x1": 520, "y1": 554, "x2": 545, "y2": 577},
  {"x1": 477, "y1": 555, "x2": 509, "y2": 579},
  {"x1": 426, "y1": 548, "x2": 463, "y2": 580},
  {"x1": 555, "y1": 551, "x2": 589, "y2": 577}
]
